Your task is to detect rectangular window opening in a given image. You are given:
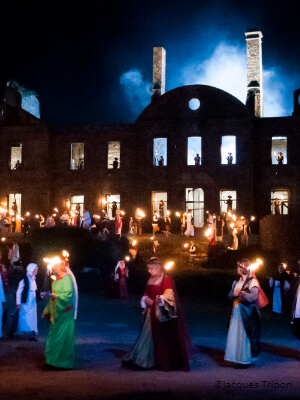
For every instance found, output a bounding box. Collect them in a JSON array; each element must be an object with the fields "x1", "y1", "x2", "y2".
[
  {"x1": 71, "y1": 195, "x2": 84, "y2": 216},
  {"x1": 187, "y1": 137, "x2": 202, "y2": 165},
  {"x1": 185, "y1": 188, "x2": 204, "y2": 227},
  {"x1": 153, "y1": 138, "x2": 167, "y2": 166},
  {"x1": 107, "y1": 141, "x2": 120, "y2": 169},
  {"x1": 152, "y1": 192, "x2": 168, "y2": 219},
  {"x1": 11, "y1": 145, "x2": 22, "y2": 170},
  {"x1": 106, "y1": 194, "x2": 120, "y2": 219},
  {"x1": 221, "y1": 136, "x2": 236, "y2": 165},
  {"x1": 272, "y1": 137, "x2": 287, "y2": 165},
  {"x1": 271, "y1": 190, "x2": 288, "y2": 215},
  {"x1": 71, "y1": 143, "x2": 84, "y2": 170},
  {"x1": 8, "y1": 193, "x2": 21, "y2": 218},
  {"x1": 220, "y1": 190, "x2": 237, "y2": 215}
]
